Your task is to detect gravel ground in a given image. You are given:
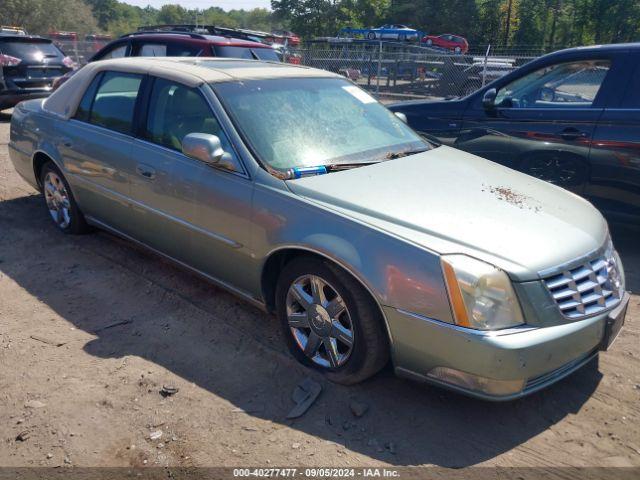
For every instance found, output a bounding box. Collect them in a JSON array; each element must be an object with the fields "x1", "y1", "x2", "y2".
[{"x1": 0, "y1": 109, "x2": 639, "y2": 470}]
